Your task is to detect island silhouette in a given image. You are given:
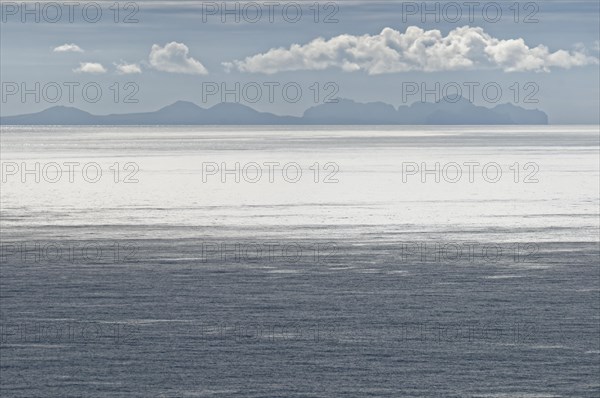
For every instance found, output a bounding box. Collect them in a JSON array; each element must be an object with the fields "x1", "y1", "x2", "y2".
[{"x1": 0, "y1": 96, "x2": 548, "y2": 125}]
